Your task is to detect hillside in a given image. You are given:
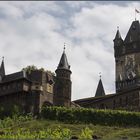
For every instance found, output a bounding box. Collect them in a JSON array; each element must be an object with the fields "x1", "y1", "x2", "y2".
[{"x1": 0, "y1": 118, "x2": 139, "y2": 139}]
